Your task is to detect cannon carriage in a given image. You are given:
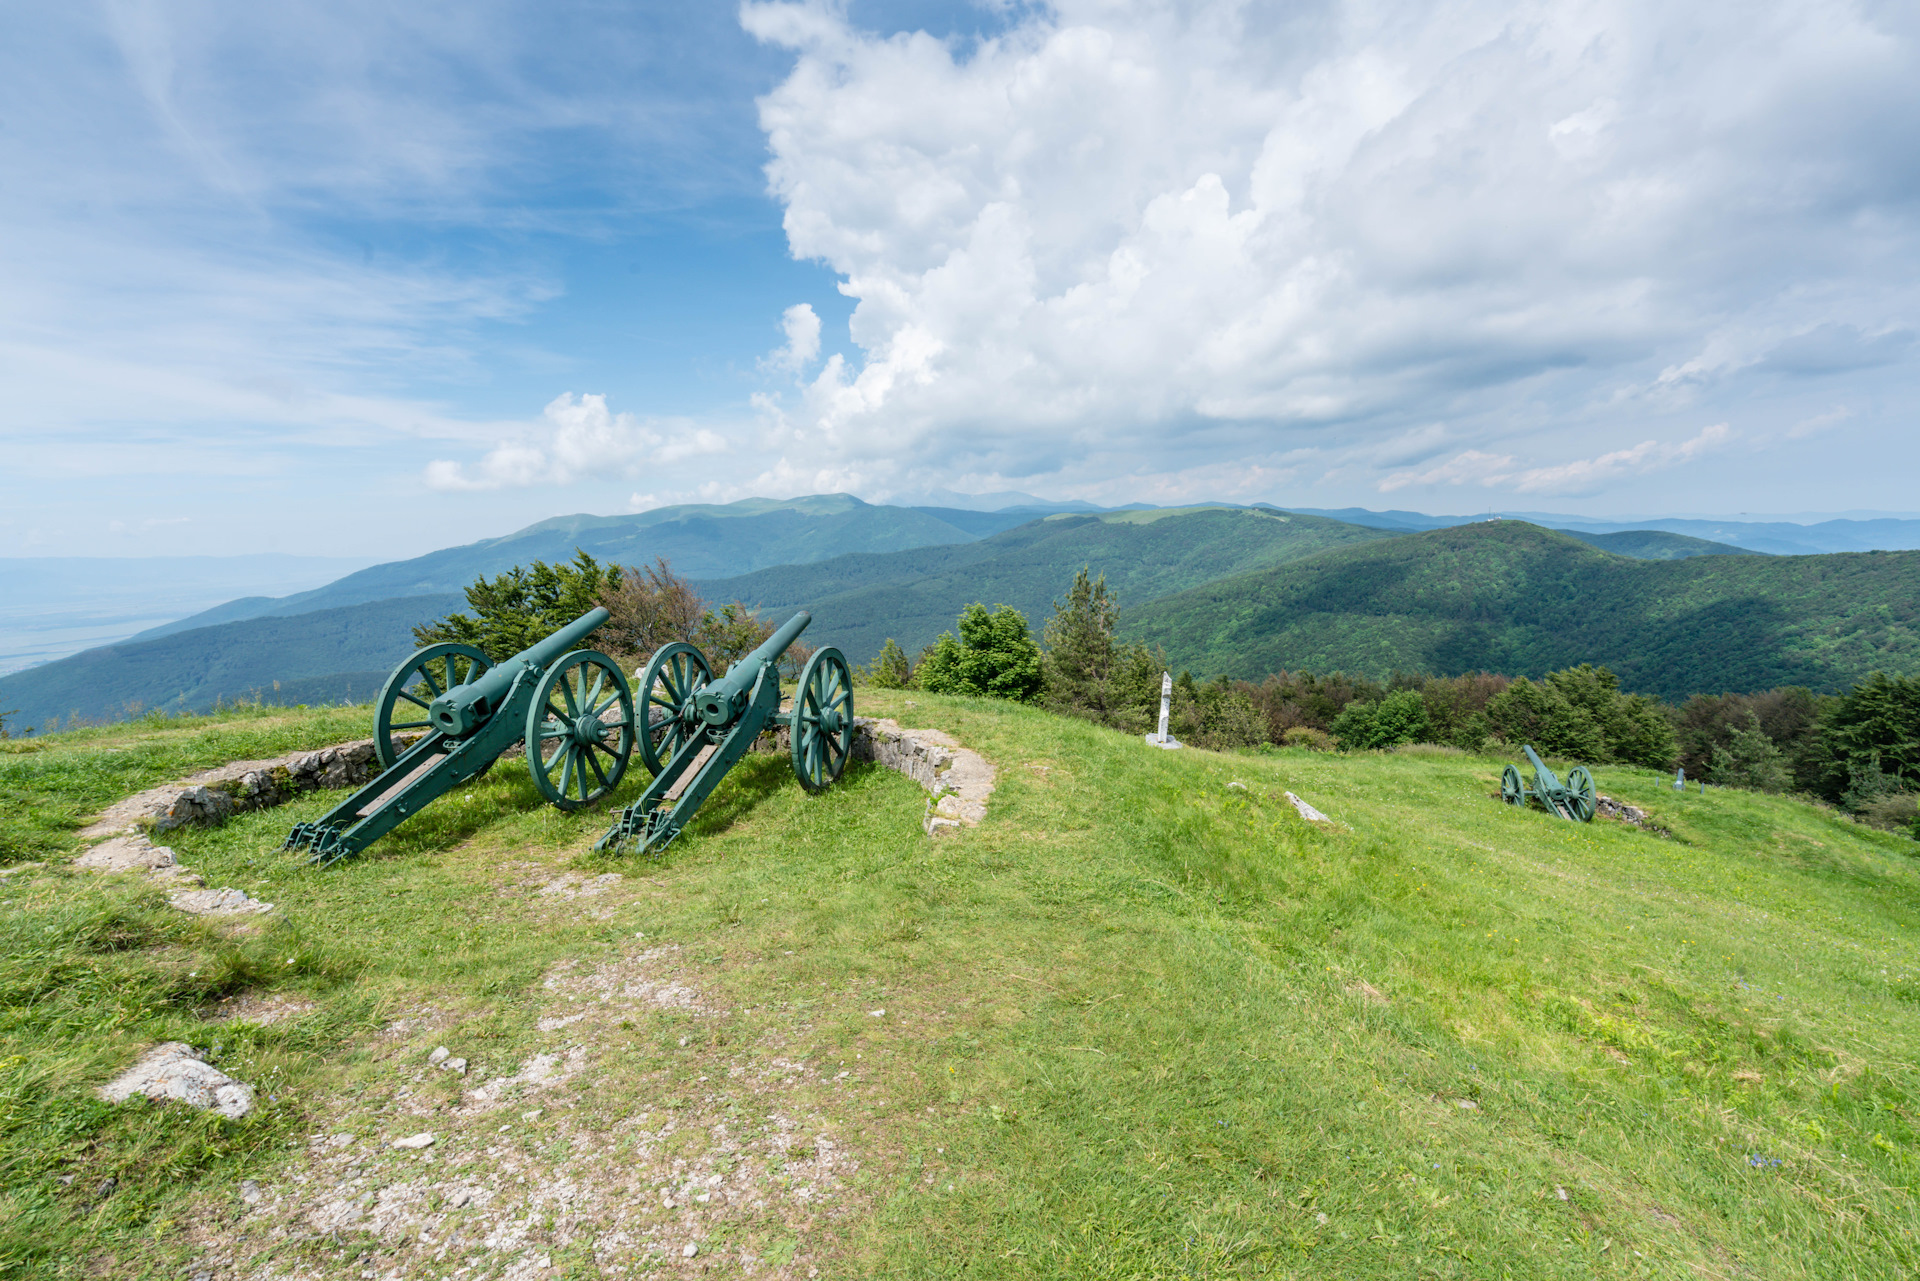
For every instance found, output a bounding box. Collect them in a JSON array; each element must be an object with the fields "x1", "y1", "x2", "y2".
[
  {"x1": 284, "y1": 604, "x2": 850, "y2": 864},
  {"x1": 1500, "y1": 744, "x2": 1596, "y2": 823}
]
